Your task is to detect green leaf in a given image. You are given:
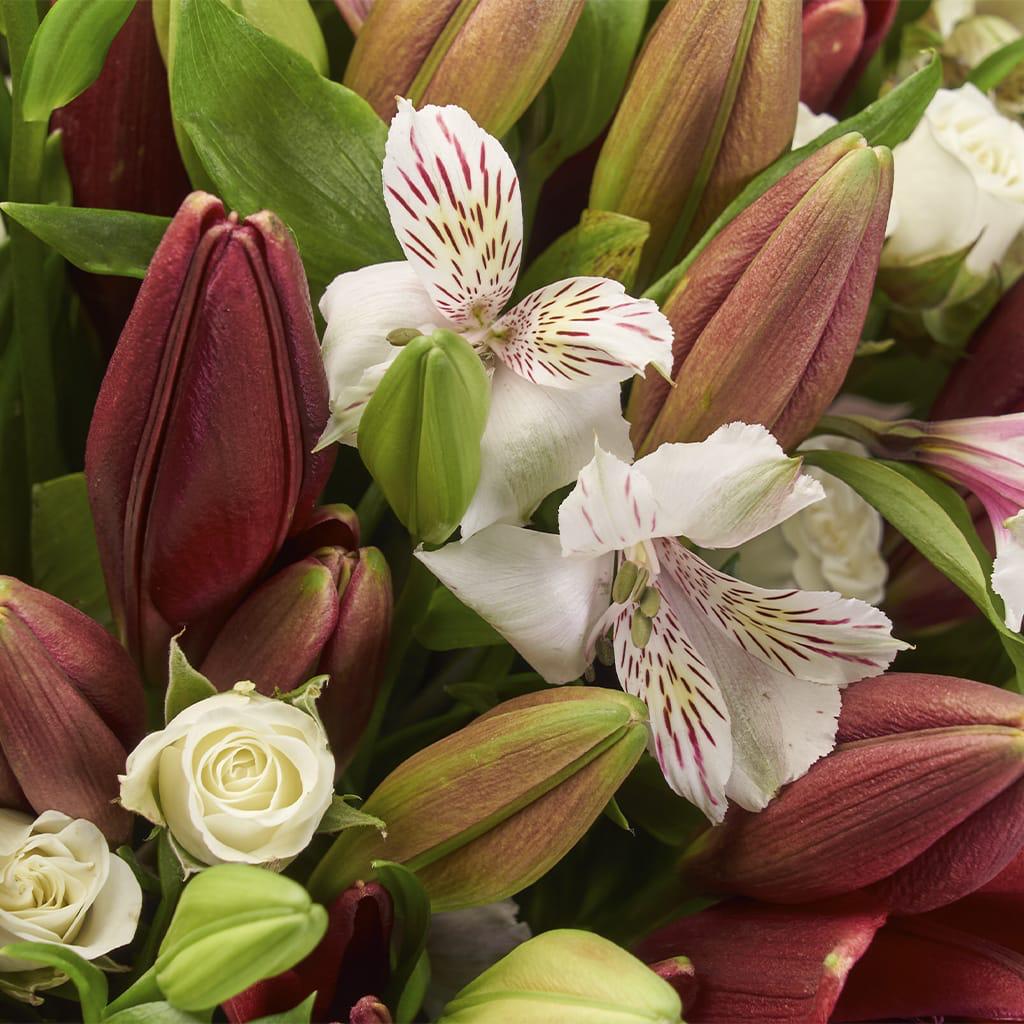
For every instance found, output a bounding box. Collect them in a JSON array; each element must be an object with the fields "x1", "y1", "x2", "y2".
[
  {"x1": 164, "y1": 636, "x2": 217, "y2": 724},
  {"x1": 646, "y1": 52, "x2": 942, "y2": 305},
  {"x1": 515, "y1": 209, "x2": 650, "y2": 300},
  {"x1": 317, "y1": 794, "x2": 386, "y2": 836},
  {"x1": 969, "y1": 36, "x2": 1024, "y2": 91},
  {"x1": 171, "y1": 0, "x2": 400, "y2": 293},
  {"x1": 30, "y1": 472, "x2": 112, "y2": 630},
  {"x1": 0, "y1": 345, "x2": 29, "y2": 579},
  {"x1": 359, "y1": 330, "x2": 490, "y2": 545},
  {"x1": 415, "y1": 586, "x2": 504, "y2": 651},
  {"x1": 20, "y1": 0, "x2": 136, "y2": 122},
  {"x1": 103, "y1": 1004, "x2": 206, "y2": 1024},
  {"x1": 877, "y1": 240, "x2": 975, "y2": 310},
  {"x1": 1, "y1": 203, "x2": 168, "y2": 278},
  {"x1": 0, "y1": 943, "x2": 106, "y2": 1023},
  {"x1": 372, "y1": 861, "x2": 432, "y2": 1019},
  {"x1": 249, "y1": 994, "x2": 317, "y2": 1024}
]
